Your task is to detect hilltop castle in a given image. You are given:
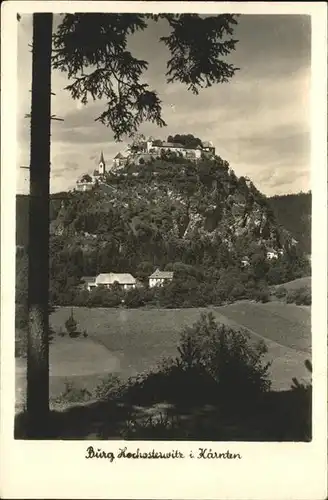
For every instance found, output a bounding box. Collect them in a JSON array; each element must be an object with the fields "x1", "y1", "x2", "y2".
[
  {"x1": 112, "y1": 136, "x2": 216, "y2": 169},
  {"x1": 75, "y1": 136, "x2": 216, "y2": 190}
]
